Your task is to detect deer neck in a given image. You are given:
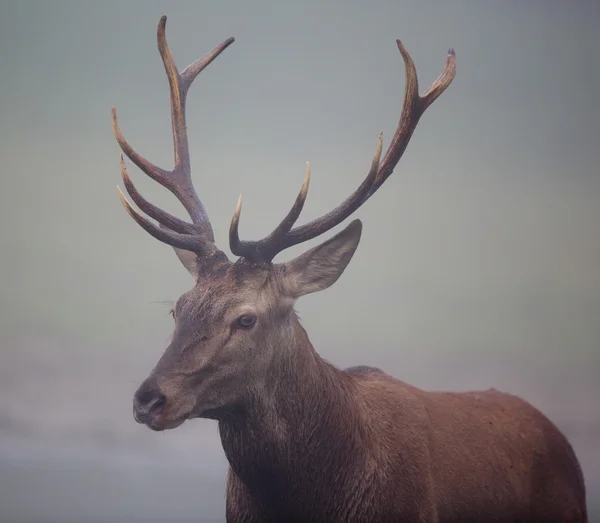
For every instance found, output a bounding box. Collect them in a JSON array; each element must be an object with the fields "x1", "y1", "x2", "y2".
[{"x1": 217, "y1": 317, "x2": 367, "y2": 509}]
